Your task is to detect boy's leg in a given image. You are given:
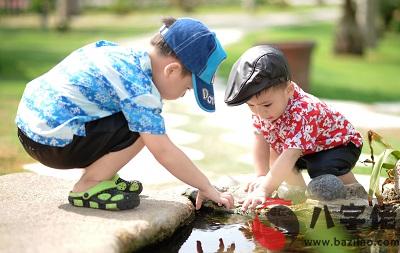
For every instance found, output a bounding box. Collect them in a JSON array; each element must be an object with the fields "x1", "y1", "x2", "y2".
[
  {"x1": 301, "y1": 142, "x2": 362, "y2": 184},
  {"x1": 270, "y1": 148, "x2": 306, "y2": 187},
  {"x1": 338, "y1": 171, "x2": 358, "y2": 184},
  {"x1": 72, "y1": 137, "x2": 144, "y2": 192}
]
